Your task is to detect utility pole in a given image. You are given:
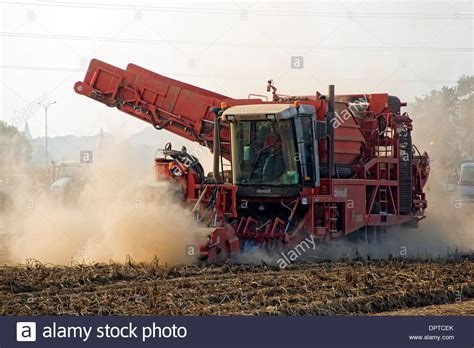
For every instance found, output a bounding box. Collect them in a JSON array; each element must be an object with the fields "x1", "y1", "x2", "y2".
[{"x1": 37, "y1": 100, "x2": 56, "y2": 166}]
